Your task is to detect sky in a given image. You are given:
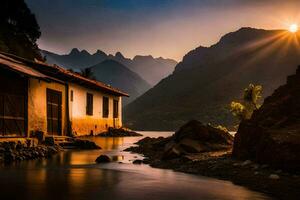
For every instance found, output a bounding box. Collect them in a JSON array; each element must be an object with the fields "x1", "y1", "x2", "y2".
[{"x1": 26, "y1": 0, "x2": 300, "y2": 61}]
